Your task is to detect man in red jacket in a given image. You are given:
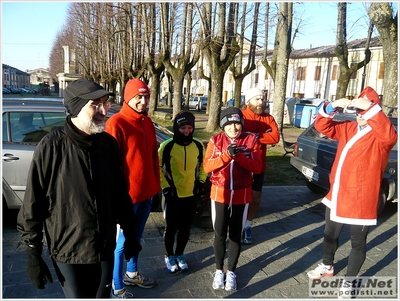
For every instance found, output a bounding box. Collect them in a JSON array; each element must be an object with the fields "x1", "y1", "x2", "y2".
[
  {"x1": 307, "y1": 86, "x2": 397, "y2": 297},
  {"x1": 241, "y1": 88, "x2": 280, "y2": 244},
  {"x1": 106, "y1": 78, "x2": 160, "y2": 298}
]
